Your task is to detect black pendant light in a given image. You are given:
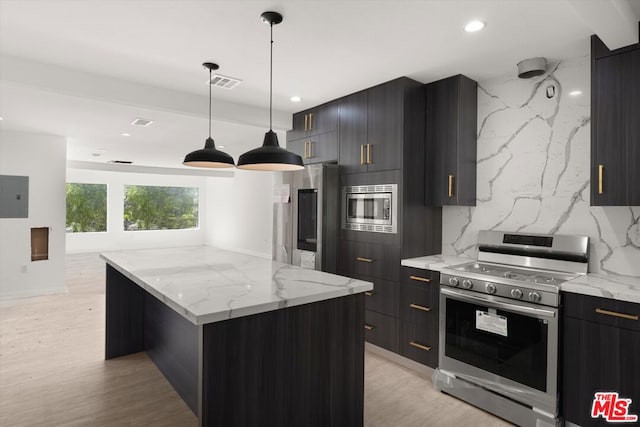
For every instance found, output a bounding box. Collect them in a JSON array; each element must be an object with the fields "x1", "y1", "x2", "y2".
[
  {"x1": 237, "y1": 12, "x2": 304, "y2": 171},
  {"x1": 183, "y1": 62, "x2": 235, "y2": 168}
]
